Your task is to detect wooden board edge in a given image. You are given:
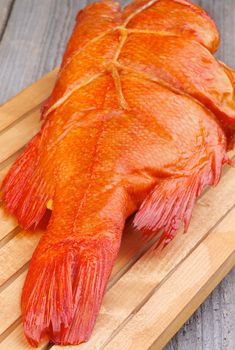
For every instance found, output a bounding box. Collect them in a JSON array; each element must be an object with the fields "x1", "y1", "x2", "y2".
[
  {"x1": 0, "y1": 68, "x2": 58, "y2": 133},
  {"x1": 149, "y1": 249, "x2": 235, "y2": 350}
]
